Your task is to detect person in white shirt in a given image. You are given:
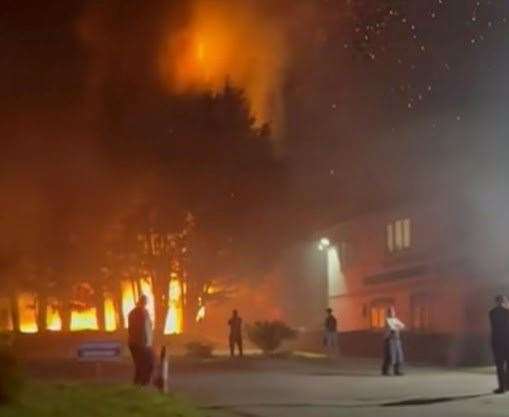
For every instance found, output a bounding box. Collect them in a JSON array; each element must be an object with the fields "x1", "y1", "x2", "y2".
[{"x1": 381, "y1": 306, "x2": 405, "y2": 376}]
